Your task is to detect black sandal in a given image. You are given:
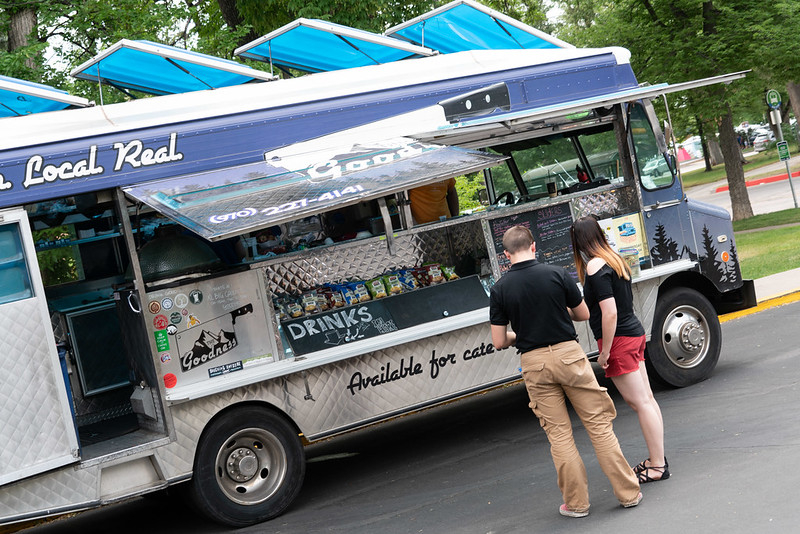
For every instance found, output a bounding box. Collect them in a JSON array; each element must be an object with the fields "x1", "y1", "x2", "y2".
[
  {"x1": 633, "y1": 457, "x2": 668, "y2": 474},
  {"x1": 637, "y1": 464, "x2": 670, "y2": 483}
]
